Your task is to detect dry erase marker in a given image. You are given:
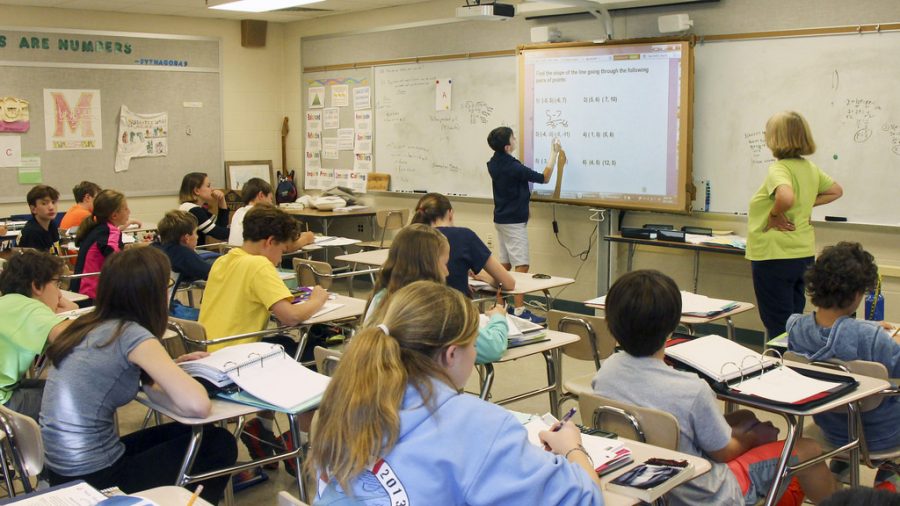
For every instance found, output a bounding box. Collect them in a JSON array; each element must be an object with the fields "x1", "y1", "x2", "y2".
[{"x1": 552, "y1": 407, "x2": 577, "y2": 432}]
